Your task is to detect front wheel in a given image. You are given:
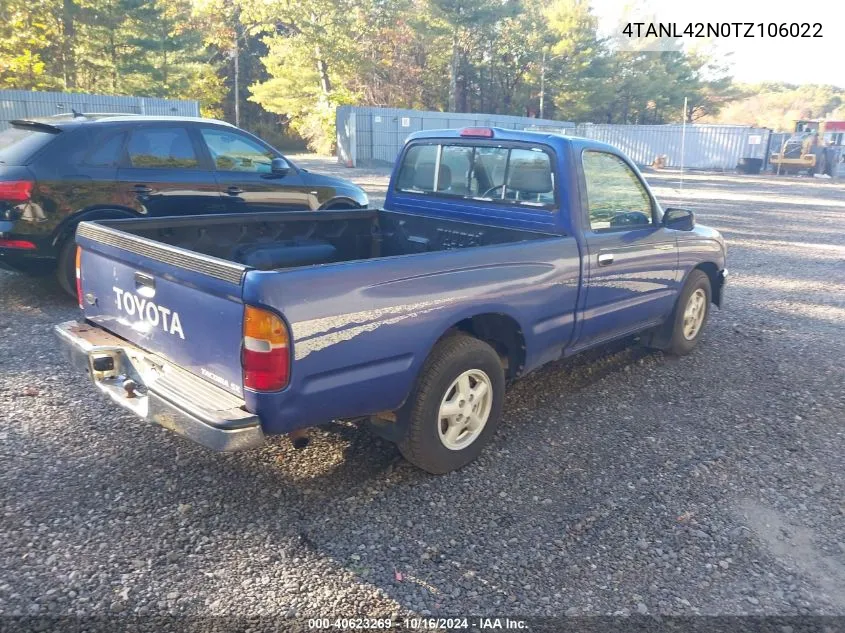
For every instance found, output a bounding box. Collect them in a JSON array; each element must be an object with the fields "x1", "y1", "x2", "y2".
[
  {"x1": 397, "y1": 334, "x2": 505, "y2": 474},
  {"x1": 663, "y1": 269, "x2": 712, "y2": 356}
]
